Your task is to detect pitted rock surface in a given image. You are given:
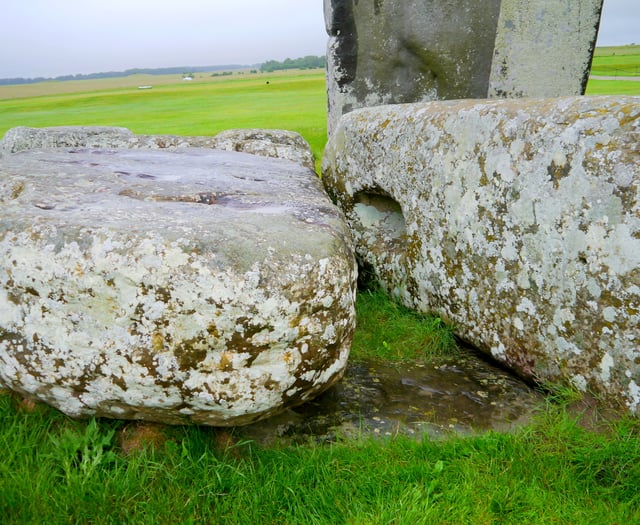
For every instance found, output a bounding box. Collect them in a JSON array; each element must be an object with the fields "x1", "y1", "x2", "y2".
[
  {"x1": 325, "y1": 0, "x2": 603, "y2": 134},
  {"x1": 210, "y1": 129, "x2": 316, "y2": 171},
  {"x1": 488, "y1": 0, "x2": 604, "y2": 99},
  {"x1": 0, "y1": 126, "x2": 315, "y2": 170},
  {"x1": 323, "y1": 95, "x2": 640, "y2": 413},
  {"x1": 0, "y1": 147, "x2": 357, "y2": 425}
]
